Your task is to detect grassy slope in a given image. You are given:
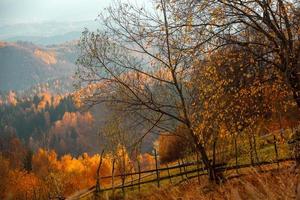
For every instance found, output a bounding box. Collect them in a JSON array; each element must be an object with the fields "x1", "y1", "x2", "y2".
[
  {"x1": 72, "y1": 132, "x2": 296, "y2": 200},
  {"x1": 126, "y1": 162, "x2": 300, "y2": 200}
]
